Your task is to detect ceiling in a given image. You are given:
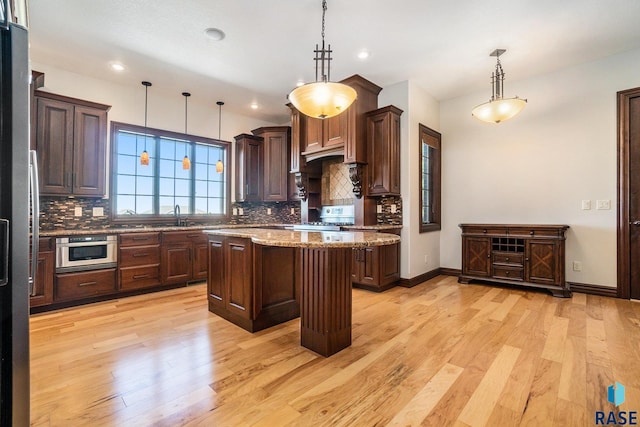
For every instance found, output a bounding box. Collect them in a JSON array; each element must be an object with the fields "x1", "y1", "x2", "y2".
[{"x1": 28, "y1": 0, "x2": 640, "y2": 124}]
